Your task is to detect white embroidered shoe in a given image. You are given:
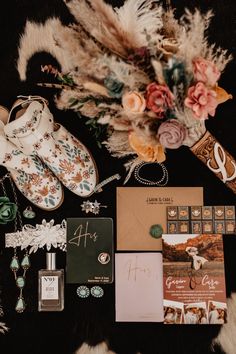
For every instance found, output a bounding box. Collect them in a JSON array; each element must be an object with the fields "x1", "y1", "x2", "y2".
[
  {"x1": 4, "y1": 96, "x2": 98, "y2": 197},
  {"x1": 0, "y1": 105, "x2": 63, "y2": 210}
]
